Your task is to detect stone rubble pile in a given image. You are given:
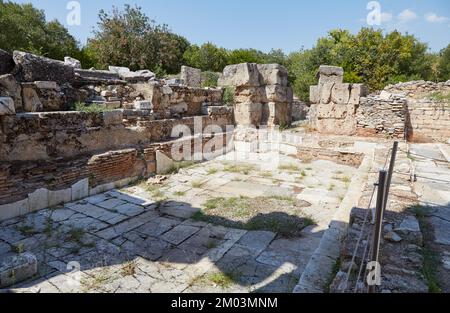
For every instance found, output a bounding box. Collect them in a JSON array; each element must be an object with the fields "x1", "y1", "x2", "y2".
[
  {"x1": 383, "y1": 80, "x2": 450, "y2": 98},
  {"x1": 218, "y1": 63, "x2": 293, "y2": 127}
]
